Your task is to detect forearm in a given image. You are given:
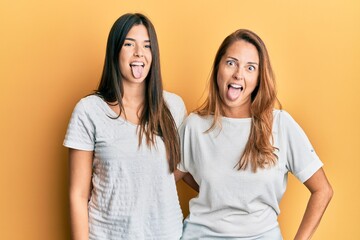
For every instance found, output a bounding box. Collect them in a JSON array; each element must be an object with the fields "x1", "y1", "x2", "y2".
[
  {"x1": 174, "y1": 170, "x2": 199, "y2": 192},
  {"x1": 70, "y1": 196, "x2": 89, "y2": 240},
  {"x1": 294, "y1": 187, "x2": 333, "y2": 240},
  {"x1": 182, "y1": 172, "x2": 199, "y2": 192},
  {"x1": 68, "y1": 149, "x2": 93, "y2": 240},
  {"x1": 174, "y1": 169, "x2": 186, "y2": 182}
]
